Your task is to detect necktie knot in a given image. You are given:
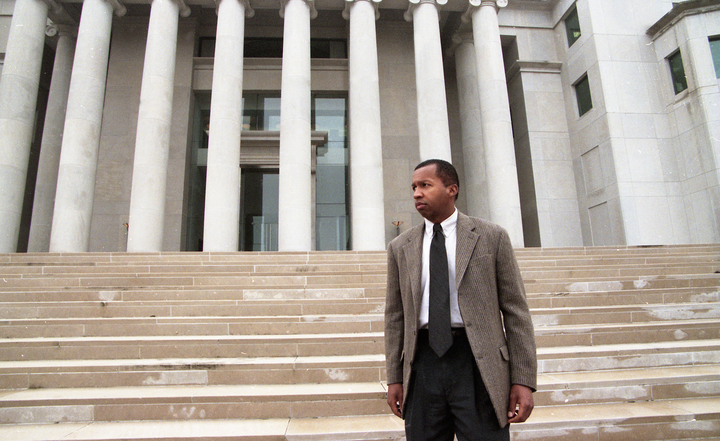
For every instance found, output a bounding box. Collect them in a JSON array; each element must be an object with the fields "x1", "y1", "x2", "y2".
[{"x1": 433, "y1": 223, "x2": 443, "y2": 236}]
